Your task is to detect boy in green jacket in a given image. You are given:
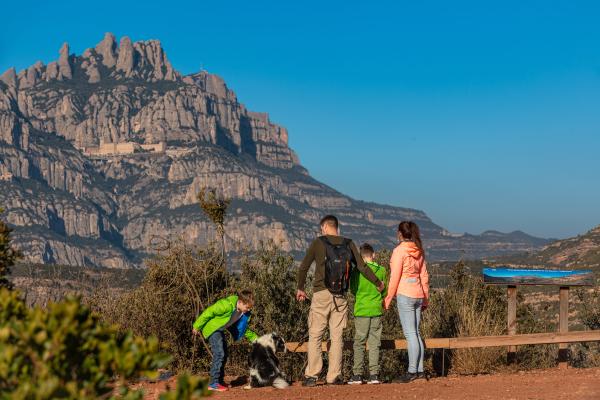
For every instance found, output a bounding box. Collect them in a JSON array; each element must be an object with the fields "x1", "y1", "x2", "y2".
[
  {"x1": 348, "y1": 244, "x2": 387, "y2": 385},
  {"x1": 192, "y1": 289, "x2": 258, "y2": 392}
]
